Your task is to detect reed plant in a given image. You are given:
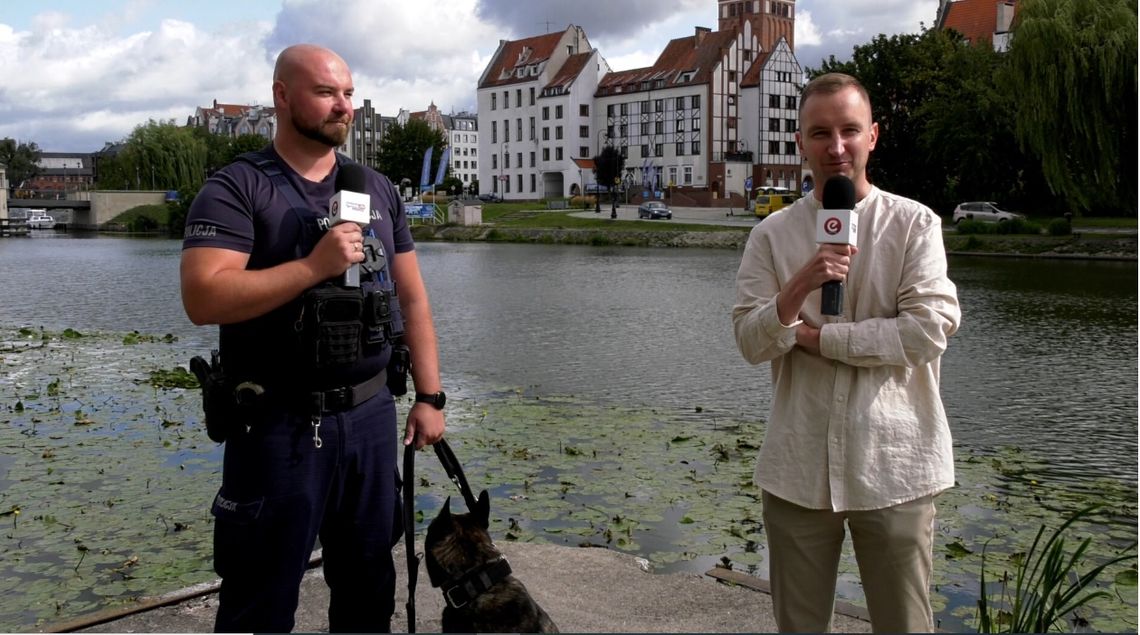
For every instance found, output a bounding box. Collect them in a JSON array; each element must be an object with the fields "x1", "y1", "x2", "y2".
[{"x1": 975, "y1": 505, "x2": 1137, "y2": 633}]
